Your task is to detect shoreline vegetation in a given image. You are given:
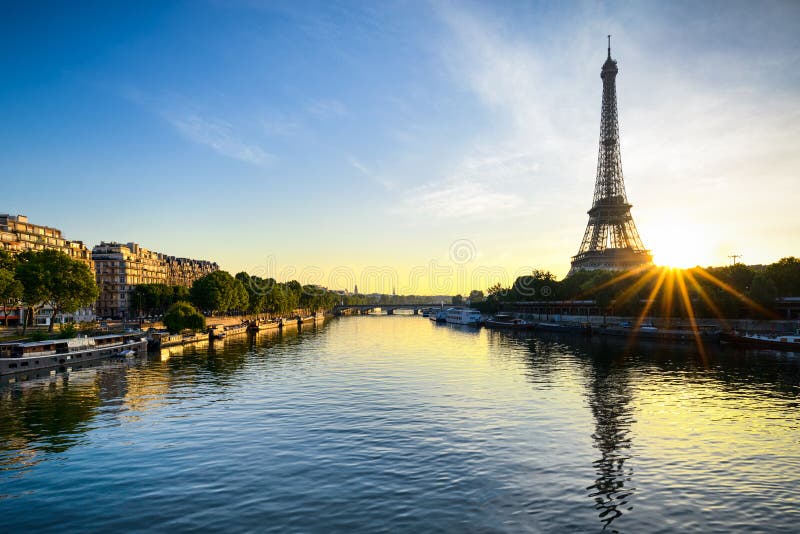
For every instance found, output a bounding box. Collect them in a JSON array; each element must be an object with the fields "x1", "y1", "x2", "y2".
[
  {"x1": 468, "y1": 259, "x2": 800, "y2": 322},
  {"x1": 1, "y1": 248, "x2": 799, "y2": 343}
]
